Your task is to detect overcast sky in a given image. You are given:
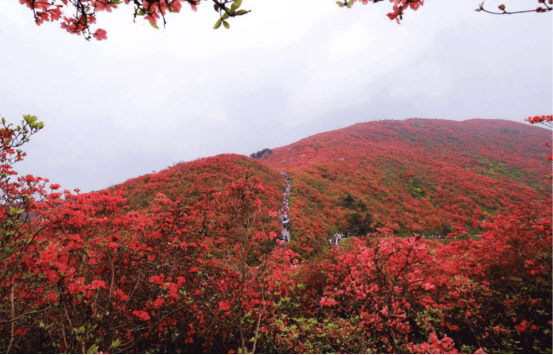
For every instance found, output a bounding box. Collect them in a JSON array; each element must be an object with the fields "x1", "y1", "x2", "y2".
[{"x1": 1, "y1": 0, "x2": 551, "y2": 192}]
